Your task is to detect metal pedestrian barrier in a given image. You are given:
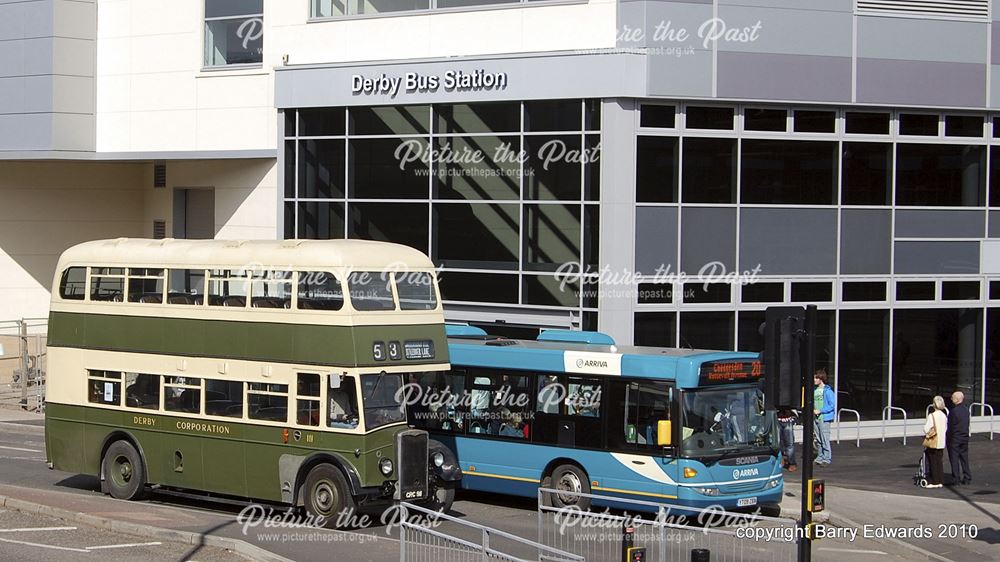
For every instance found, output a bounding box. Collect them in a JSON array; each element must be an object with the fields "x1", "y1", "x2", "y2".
[
  {"x1": 970, "y1": 402, "x2": 995, "y2": 440},
  {"x1": 537, "y1": 488, "x2": 797, "y2": 562},
  {"x1": 0, "y1": 318, "x2": 47, "y2": 412},
  {"x1": 835, "y1": 408, "x2": 861, "y2": 447},
  {"x1": 881, "y1": 406, "x2": 908, "y2": 445},
  {"x1": 398, "y1": 502, "x2": 583, "y2": 562}
]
